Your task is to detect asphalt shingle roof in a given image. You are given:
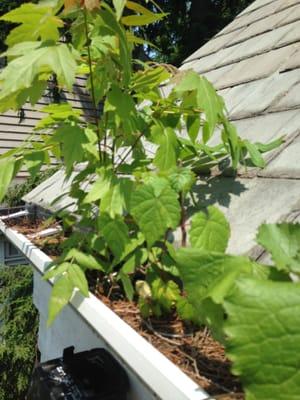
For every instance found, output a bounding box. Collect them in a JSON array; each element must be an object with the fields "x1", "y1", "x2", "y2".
[{"x1": 179, "y1": 0, "x2": 300, "y2": 258}]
